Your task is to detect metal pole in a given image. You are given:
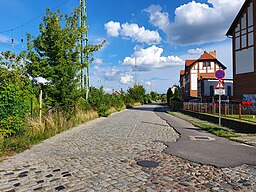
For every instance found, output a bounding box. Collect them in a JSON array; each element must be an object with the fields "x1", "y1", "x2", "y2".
[
  {"x1": 80, "y1": 0, "x2": 87, "y2": 92},
  {"x1": 134, "y1": 57, "x2": 137, "y2": 85},
  {"x1": 219, "y1": 94, "x2": 221, "y2": 128}
]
